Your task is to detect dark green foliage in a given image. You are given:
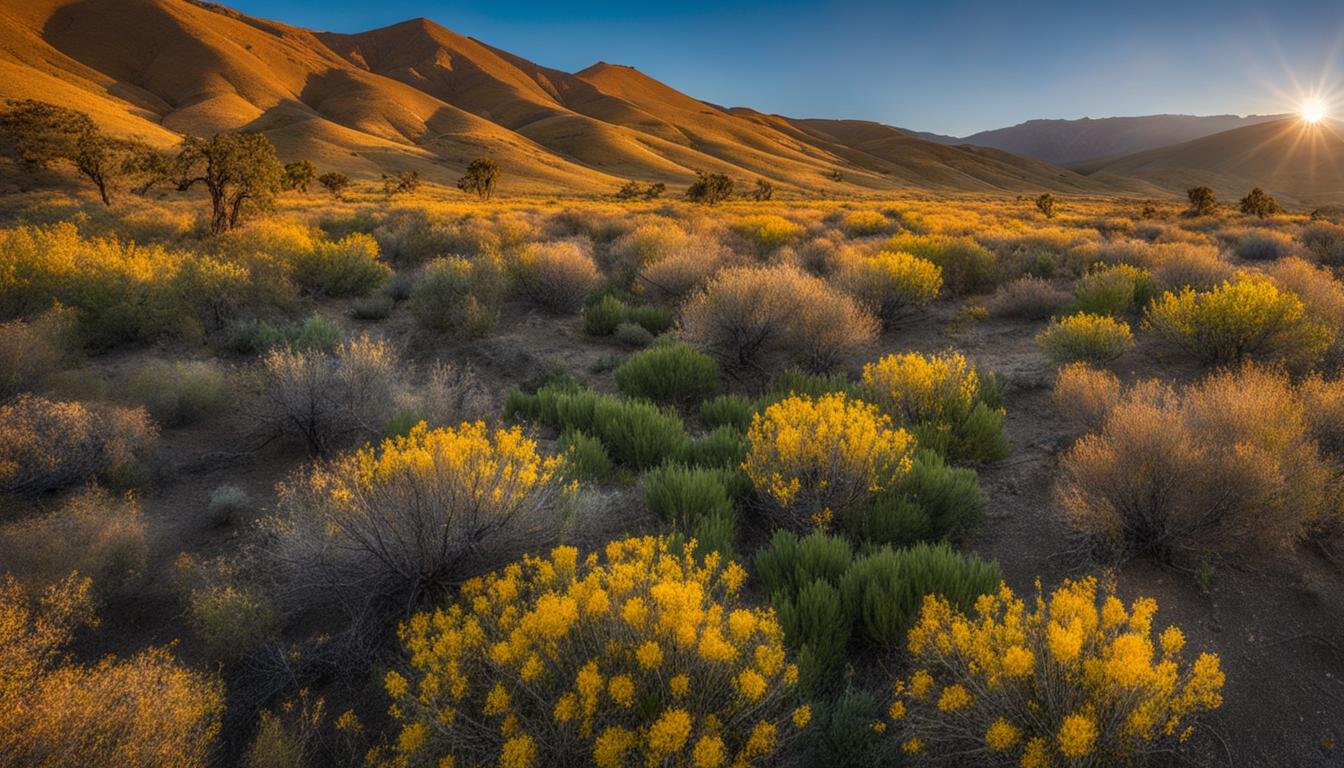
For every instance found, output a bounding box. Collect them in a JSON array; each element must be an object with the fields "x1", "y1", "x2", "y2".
[
  {"x1": 681, "y1": 426, "x2": 747, "y2": 470},
  {"x1": 615, "y1": 342, "x2": 719, "y2": 406},
  {"x1": 283, "y1": 160, "x2": 316, "y2": 192},
  {"x1": 623, "y1": 305, "x2": 673, "y2": 335},
  {"x1": 505, "y1": 382, "x2": 689, "y2": 469},
  {"x1": 1035, "y1": 193, "x2": 1056, "y2": 218},
  {"x1": 172, "y1": 132, "x2": 285, "y2": 234},
  {"x1": 801, "y1": 689, "x2": 887, "y2": 768},
  {"x1": 775, "y1": 579, "x2": 849, "y2": 691},
  {"x1": 1071, "y1": 263, "x2": 1156, "y2": 317},
  {"x1": 699, "y1": 394, "x2": 754, "y2": 431},
  {"x1": 1239, "y1": 187, "x2": 1283, "y2": 218},
  {"x1": 760, "y1": 368, "x2": 867, "y2": 411},
  {"x1": 754, "y1": 530, "x2": 853, "y2": 600},
  {"x1": 1187, "y1": 186, "x2": 1217, "y2": 216},
  {"x1": 642, "y1": 463, "x2": 733, "y2": 530},
  {"x1": 751, "y1": 178, "x2": 775, "y2": 202},
  {"x1": 839, "y1": 543, "x2": 1002, "y2": 649},
  {"x1": 558, "y1": 430, "x2": 611, "y2": 480},
  {"x1": 584, "y1": 296, "x2": 671, "y2": 338},
  {"x1": 843, "y1": 449, "x2": 983, "y2": 547},
  {"x1": 227, "y1": 314, "x2": 342, "y2": 354},
  {"x1": 317, "y1": 172, "x2": 352, "y2": 200},
  {"x1": 685, "y1": 169, "x2": 734, "y2": 204},
  {"x1": 457, "y1": 157, "x2": 500, "y2": 201},
  {"x1": 410, "y1": 256, "x2": 501, "y2": 337},
  {"x1": 382, "y1": 170, "x2": 422, "y2": 197}
]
